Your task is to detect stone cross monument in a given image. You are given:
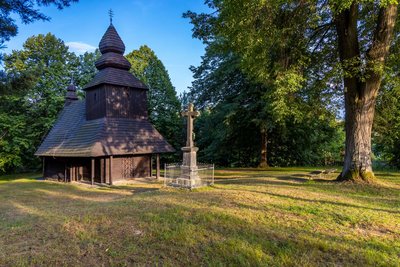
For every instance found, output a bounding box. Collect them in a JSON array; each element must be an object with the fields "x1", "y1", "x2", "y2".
[{"x1": 181, "y1": 103, "x2": 200, "y2": 186}]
